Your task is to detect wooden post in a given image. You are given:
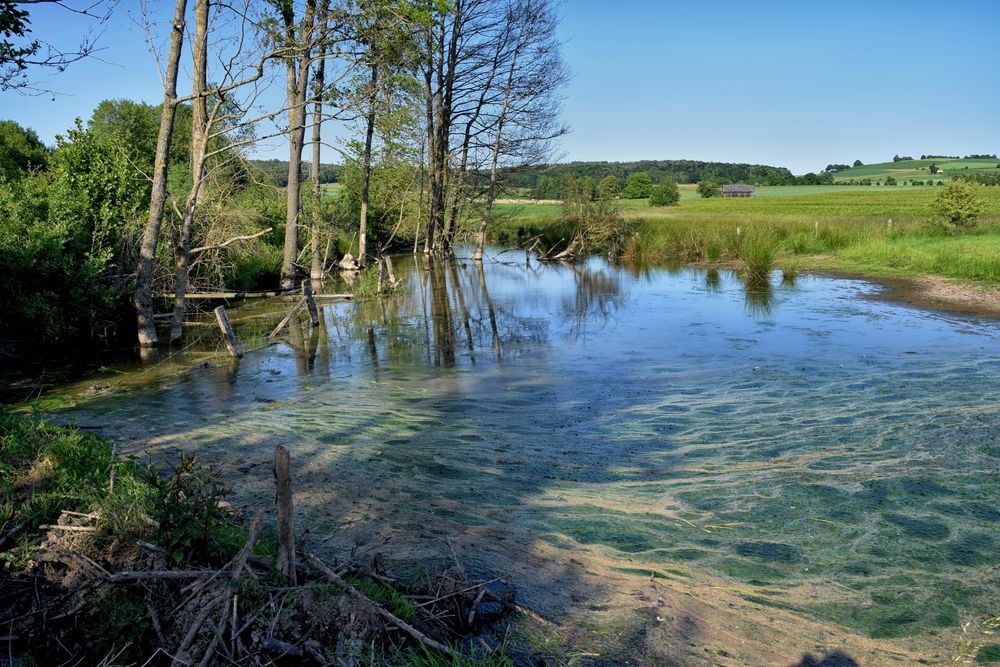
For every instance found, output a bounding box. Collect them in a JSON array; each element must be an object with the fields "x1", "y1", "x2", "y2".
[
  {"x1": 273, "y1": 445, "x2": 296, "y2": 585},
  {"x1": 377, "y1": 256, "x2": 386, "y2": 293},
  {"x1": 214, "y1": 306, "x2": 243, "y2": 358},
  {"x1": 269, "y1": 298, "x2": 307, "y2": 338},
  {"x1": 383, "y1": 255, "x2": 397, "y2": 287},
  {"x1": 302, "y1": 281, "x2": 319, "y2": 326}
]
